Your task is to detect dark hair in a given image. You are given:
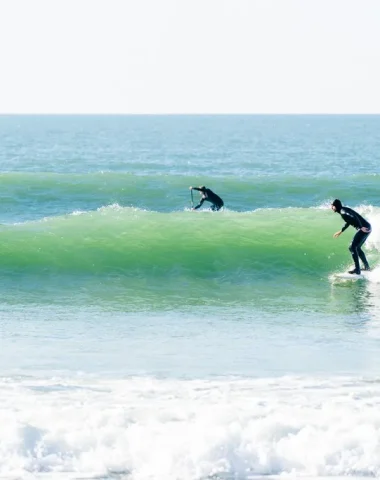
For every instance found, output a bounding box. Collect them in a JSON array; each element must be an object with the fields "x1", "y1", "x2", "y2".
[
  {"x1": 199, "y1": 186, "x2": 206, "y2": 191},
  {"x1": 332, "y1": 199, "x2": 343, "y2": 212}
]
